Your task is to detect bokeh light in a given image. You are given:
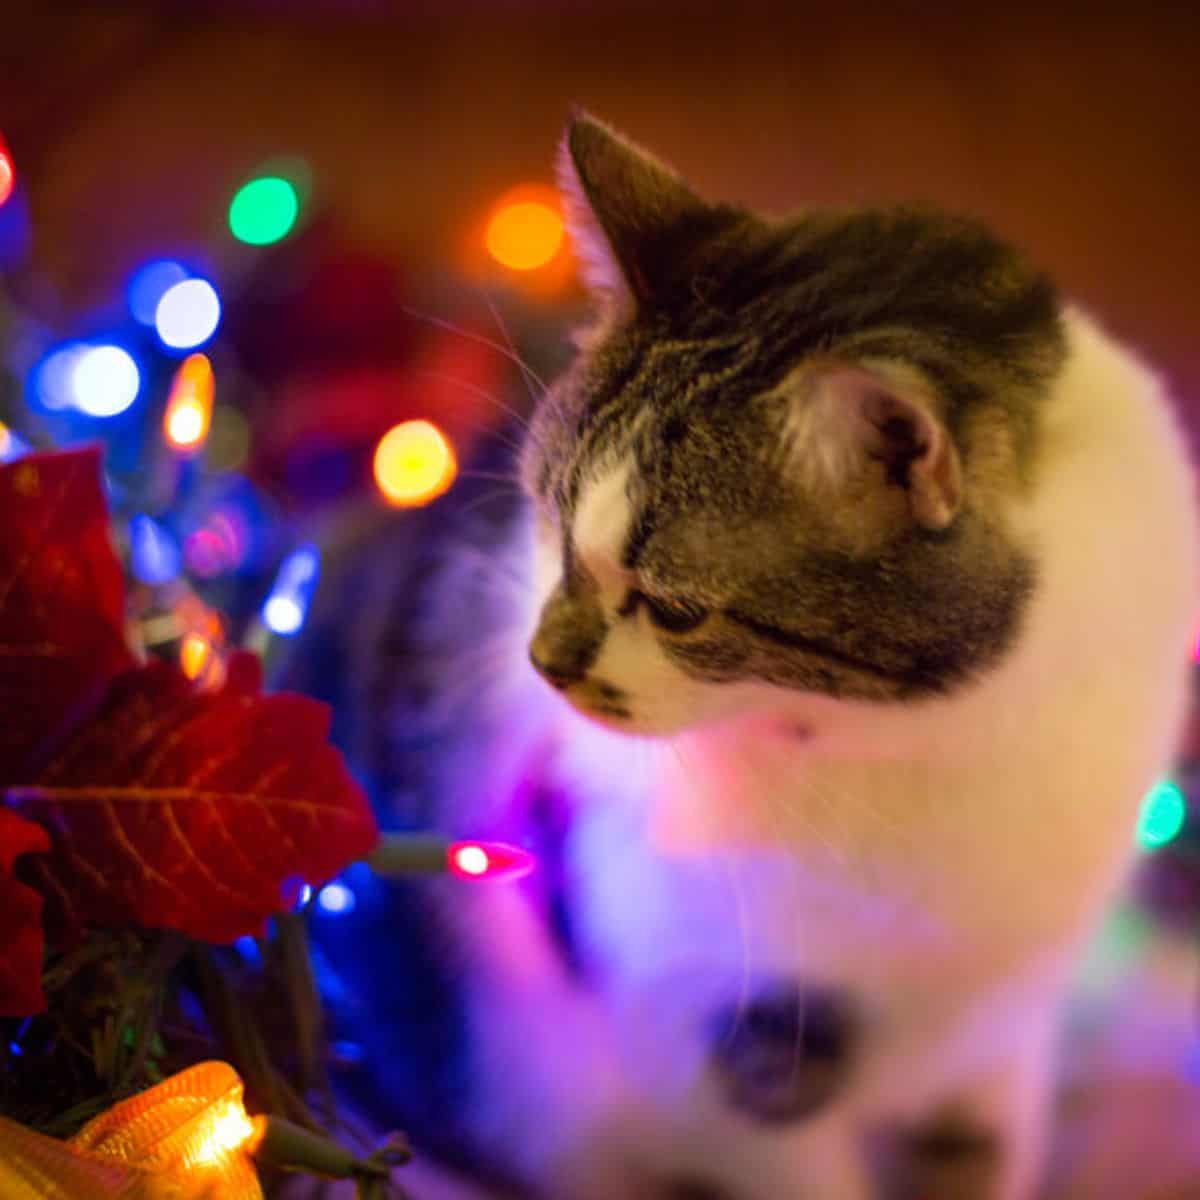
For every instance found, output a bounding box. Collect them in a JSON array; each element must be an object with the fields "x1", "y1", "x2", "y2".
[
  {"x1": 127, "y1": 259, "x2": 189, "y2": 326},
  {"x1": 485, "y1": 196, "x2": 564, "y2": 271},
  {"x1": 446, "y1": 839, "x2": 536, "y2": 881},
  {"x1": 0, "y1": 421, "x2": 24, "y2": 463},
  {"x1": 33, "y1": 344, "x2": 83, "y2": 410},
  {"x1": 70, "y1": 345, "x2": 141, "y2": 417},
  {"x1": 262, "y1": 543, "x2": 320, "y2": 636},
  {"x1": 1137, "y1": 779, "x2": 1187, "y2": 849},
  {"x1": 452, "y1": 845, "x2": 489, "y2": 876},
  {"x1": 155, "y1": 278, "x2": 222, "y2": 350},
  {"x1": 229, "y1": 175, "x2": 300, "y2": 245},
  {"x1": 0, "y1": 134, "x2": 14, "y2": 208},
  {"x1": 373, "y1": 419, "x2": 457, "y2": 507},
  {"x1": 164, "y1": 353, "x2": 215, "y2": 452},
  {"x1": 129, "y1": 514, "x2": 182, "y2": 585},
  {"x1": 317, "y1": 882, "x2": 356, "y2": 914},
  {"x1": 179, "y1": 633, "x2": 213, "y2": 681}
]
